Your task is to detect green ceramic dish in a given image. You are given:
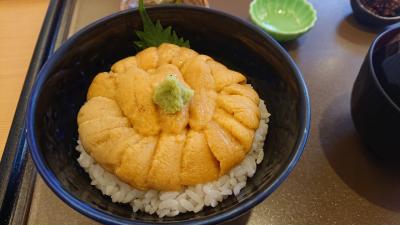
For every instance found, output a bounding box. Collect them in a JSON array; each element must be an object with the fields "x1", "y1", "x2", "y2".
[{"x1": 250, "y1": 0, "x2": 317, "y2": 42}]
